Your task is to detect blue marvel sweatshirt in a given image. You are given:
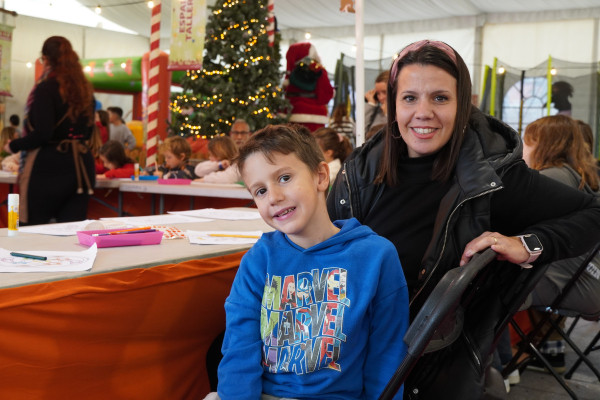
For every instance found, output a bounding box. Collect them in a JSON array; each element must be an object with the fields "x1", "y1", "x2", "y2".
[{"x1": 217, "y1": 218, "x2": 409, "y2": 400}]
